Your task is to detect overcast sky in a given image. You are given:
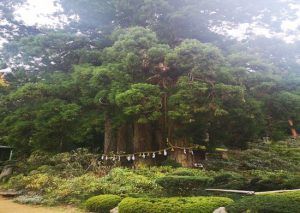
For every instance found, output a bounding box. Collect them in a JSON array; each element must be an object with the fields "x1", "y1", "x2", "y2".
[
  {"x1": 14, "y1": 0, "x2": 69, "y2": 27},
  {"x1": 6, "y1": 0, "x2": 300, "y2": 44}
]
